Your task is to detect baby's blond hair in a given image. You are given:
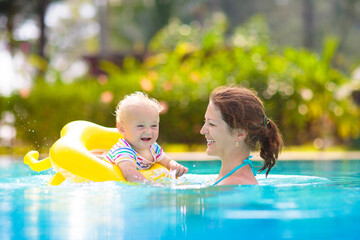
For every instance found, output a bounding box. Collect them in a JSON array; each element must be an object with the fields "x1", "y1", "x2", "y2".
[{"x1": 115, "y1": 91, "x2": 163, "y2": 123}]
